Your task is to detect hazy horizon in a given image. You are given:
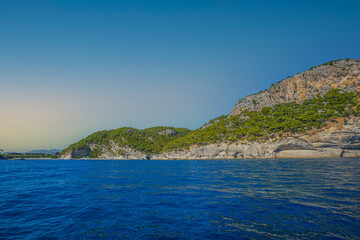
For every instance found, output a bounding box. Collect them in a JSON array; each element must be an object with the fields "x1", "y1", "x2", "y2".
[{"x1": 1, "y1": 0, "x2": 360, "y2": 152}]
